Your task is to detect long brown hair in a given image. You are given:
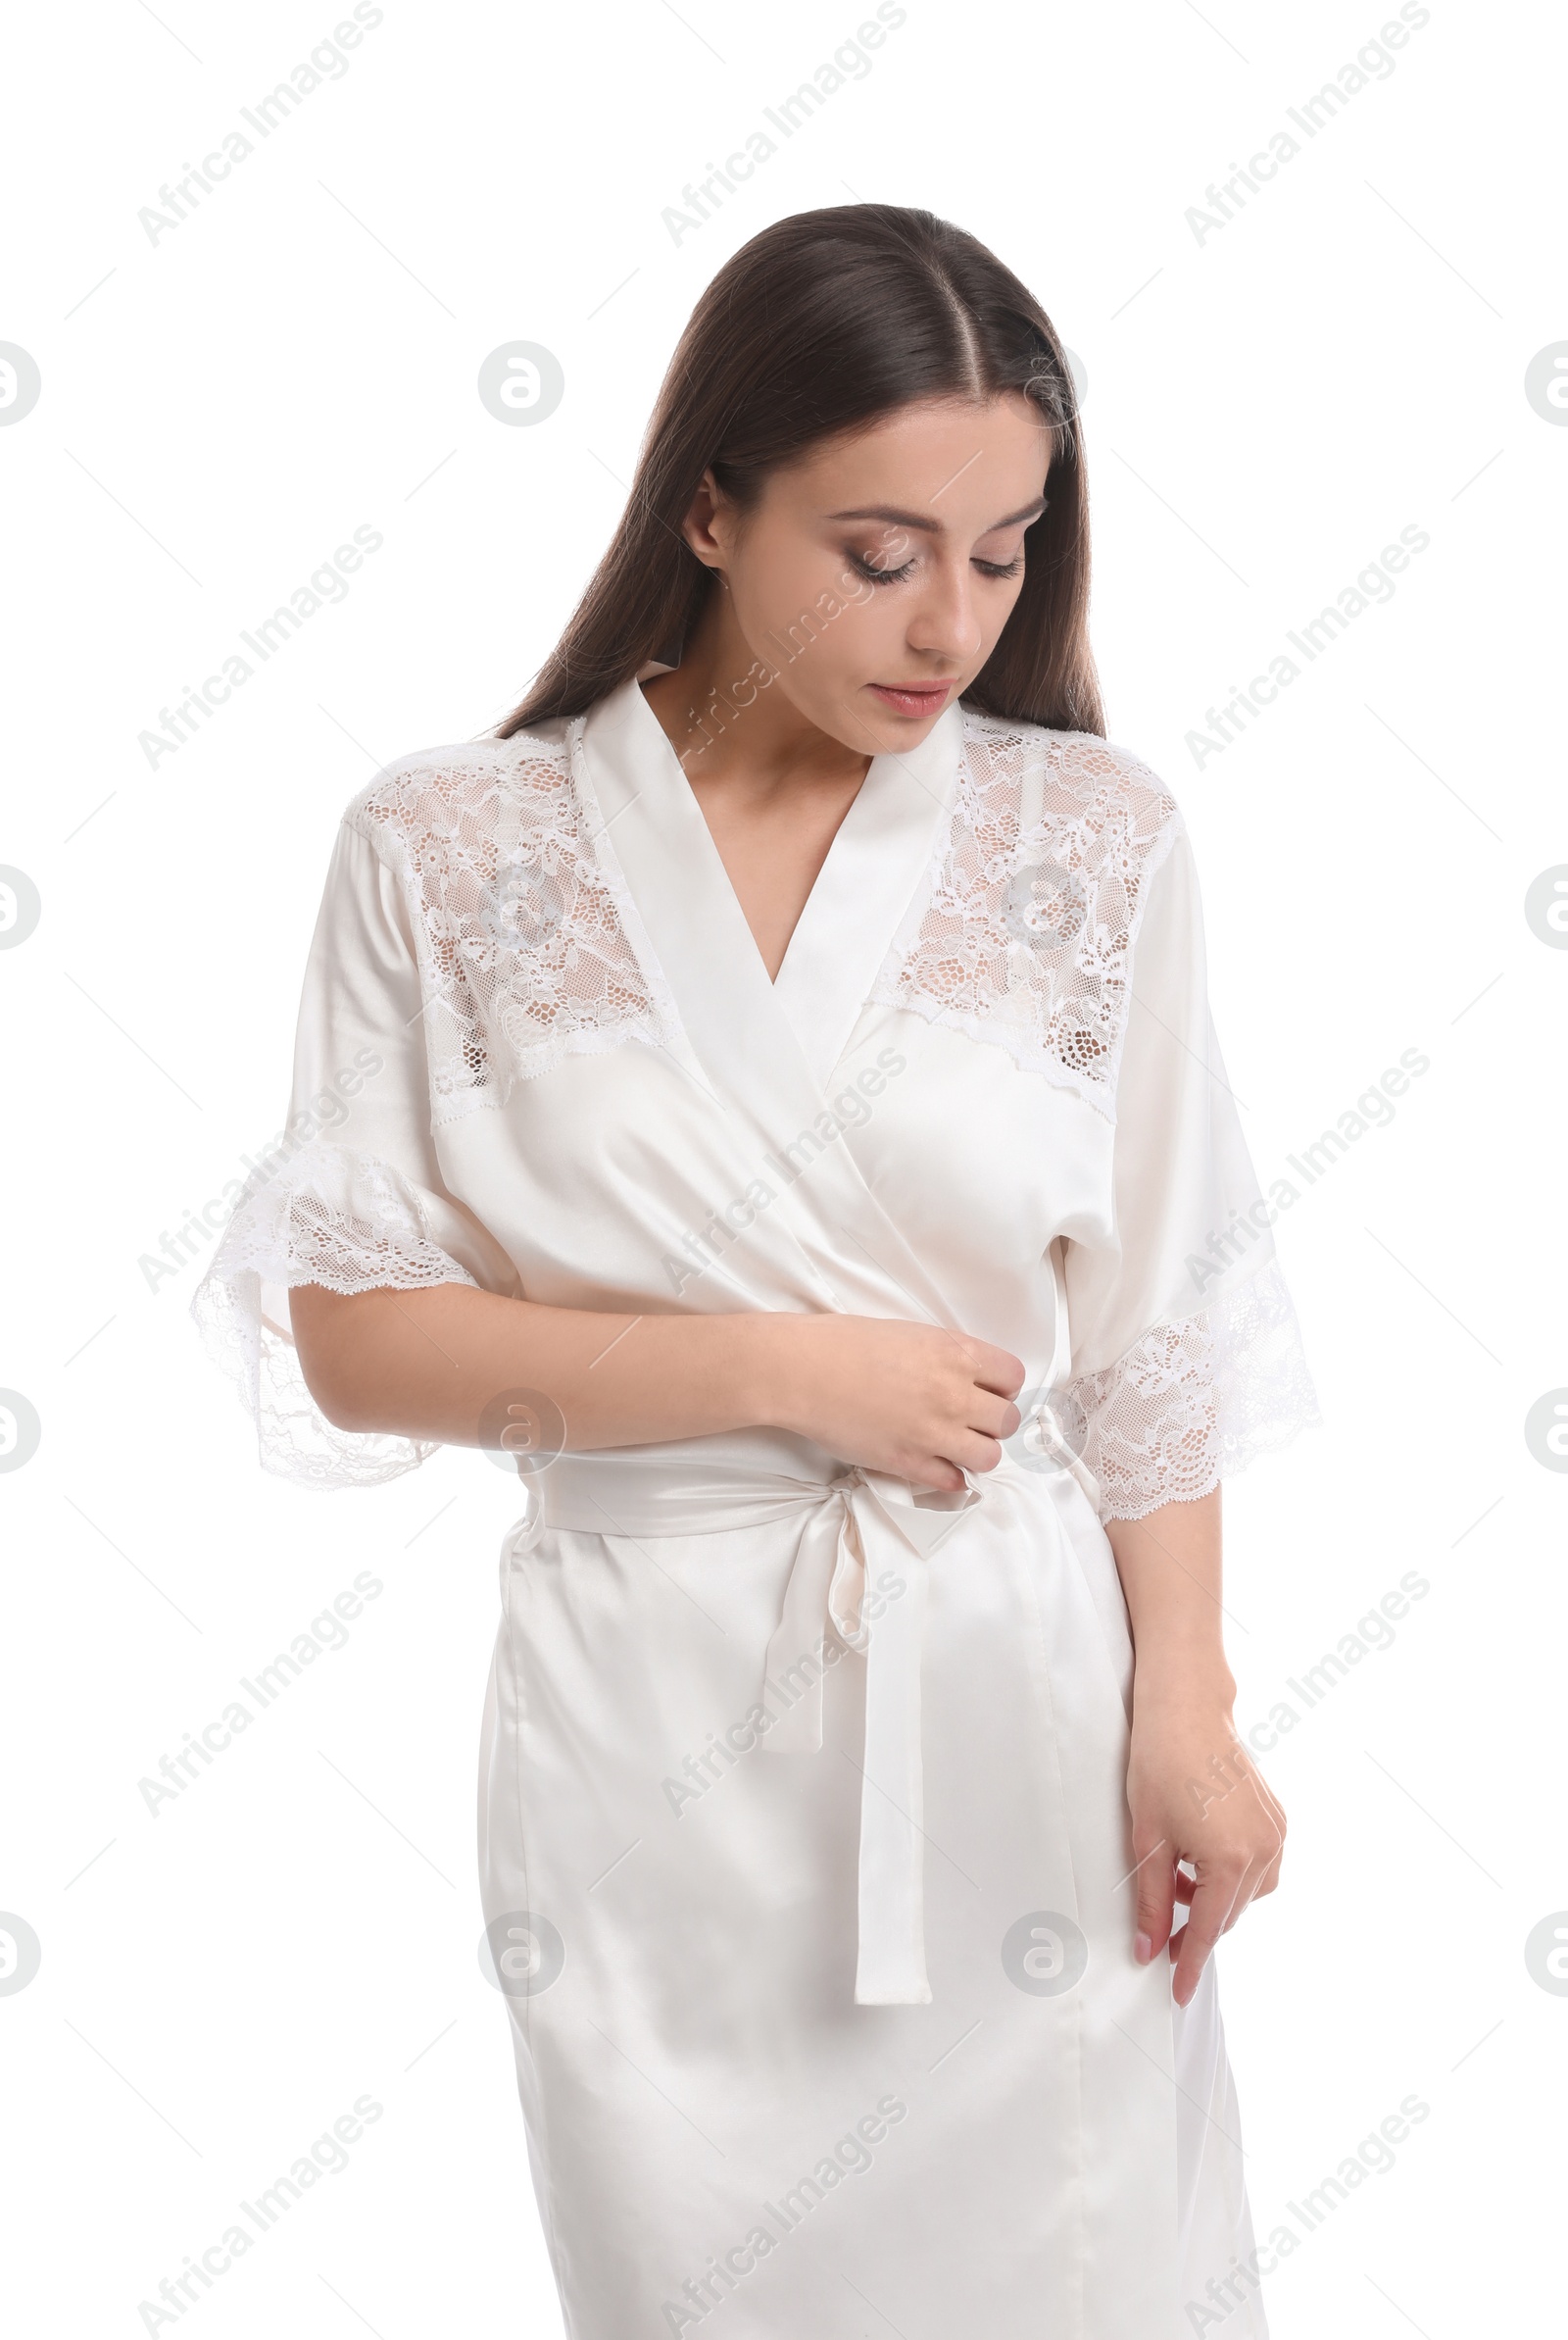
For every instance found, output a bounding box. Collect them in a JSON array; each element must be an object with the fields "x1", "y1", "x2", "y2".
[{"x1": 498, "y1": 204, "x2": 1102, "y2": 739}]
